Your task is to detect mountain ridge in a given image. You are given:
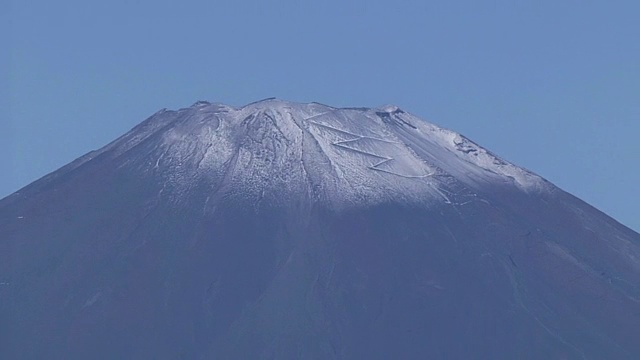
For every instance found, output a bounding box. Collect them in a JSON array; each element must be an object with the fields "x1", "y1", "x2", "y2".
[{"x1": 6, "y1": 99, "x2": 551, "y2": 209}]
